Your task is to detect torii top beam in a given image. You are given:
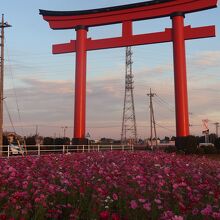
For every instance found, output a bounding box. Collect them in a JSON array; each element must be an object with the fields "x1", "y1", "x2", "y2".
[{"x1": 40, "y1": 0, "x2": 217, "y2": 29}]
